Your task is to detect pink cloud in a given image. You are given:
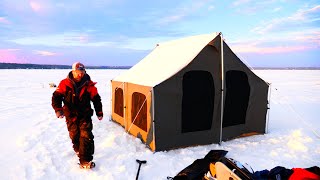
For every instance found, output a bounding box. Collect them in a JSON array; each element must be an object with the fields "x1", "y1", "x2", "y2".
[
  {"x1": 231, "y1": 30, "x2": 320, "y2": 54},
  {"x1": 33, "y1": 50, "x2": 57, "y2": 56},
  {"x1": 0, "y1": 49, "x2": 60, "y2": 64},
  {"x1": 28, "y1": 0, "x2": 53, "y2": 14},
  {"x1": 0, "y1": 49, "x2": 20, "y2": 63},
  {"x1": 232, "y1": 0, "x2": 251, "y2": 7},
  {"x1": 252, "y1": 5, "x2": 320, "y2": 34},
  {"x1": 295, "y1": 32, "x2": 320, "y2": 45},
  {"x1": 157, "y1": 1, "x2": 207, "y2": 25},
  {"x1": 0, "y1": 17, "x2": 10, "y2": 24},
  {"x1": 232, "y1": 43, "x2": 314, "y2": 54},
  {"x1": 29, "y1": 1, "x2": 42, "y2": 12},
  {"x1": 63, "y1": 34, "x2": 89, "y2": 44},
  {"x1": 298, "y1": 5, "x2": 320, "y2": 17}
]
